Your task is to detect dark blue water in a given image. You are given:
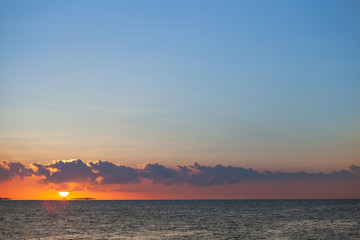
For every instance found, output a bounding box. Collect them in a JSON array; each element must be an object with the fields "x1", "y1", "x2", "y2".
[{"x1": 1, "y1": 200, "x2": 359, "y2": 239}]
